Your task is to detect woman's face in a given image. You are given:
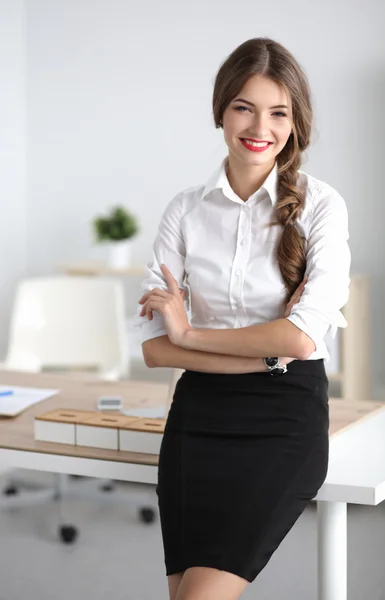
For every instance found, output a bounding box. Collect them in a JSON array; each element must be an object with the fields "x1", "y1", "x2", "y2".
[{"x1": 221, "y1": 74, "x2": 293, "y2": 168}]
